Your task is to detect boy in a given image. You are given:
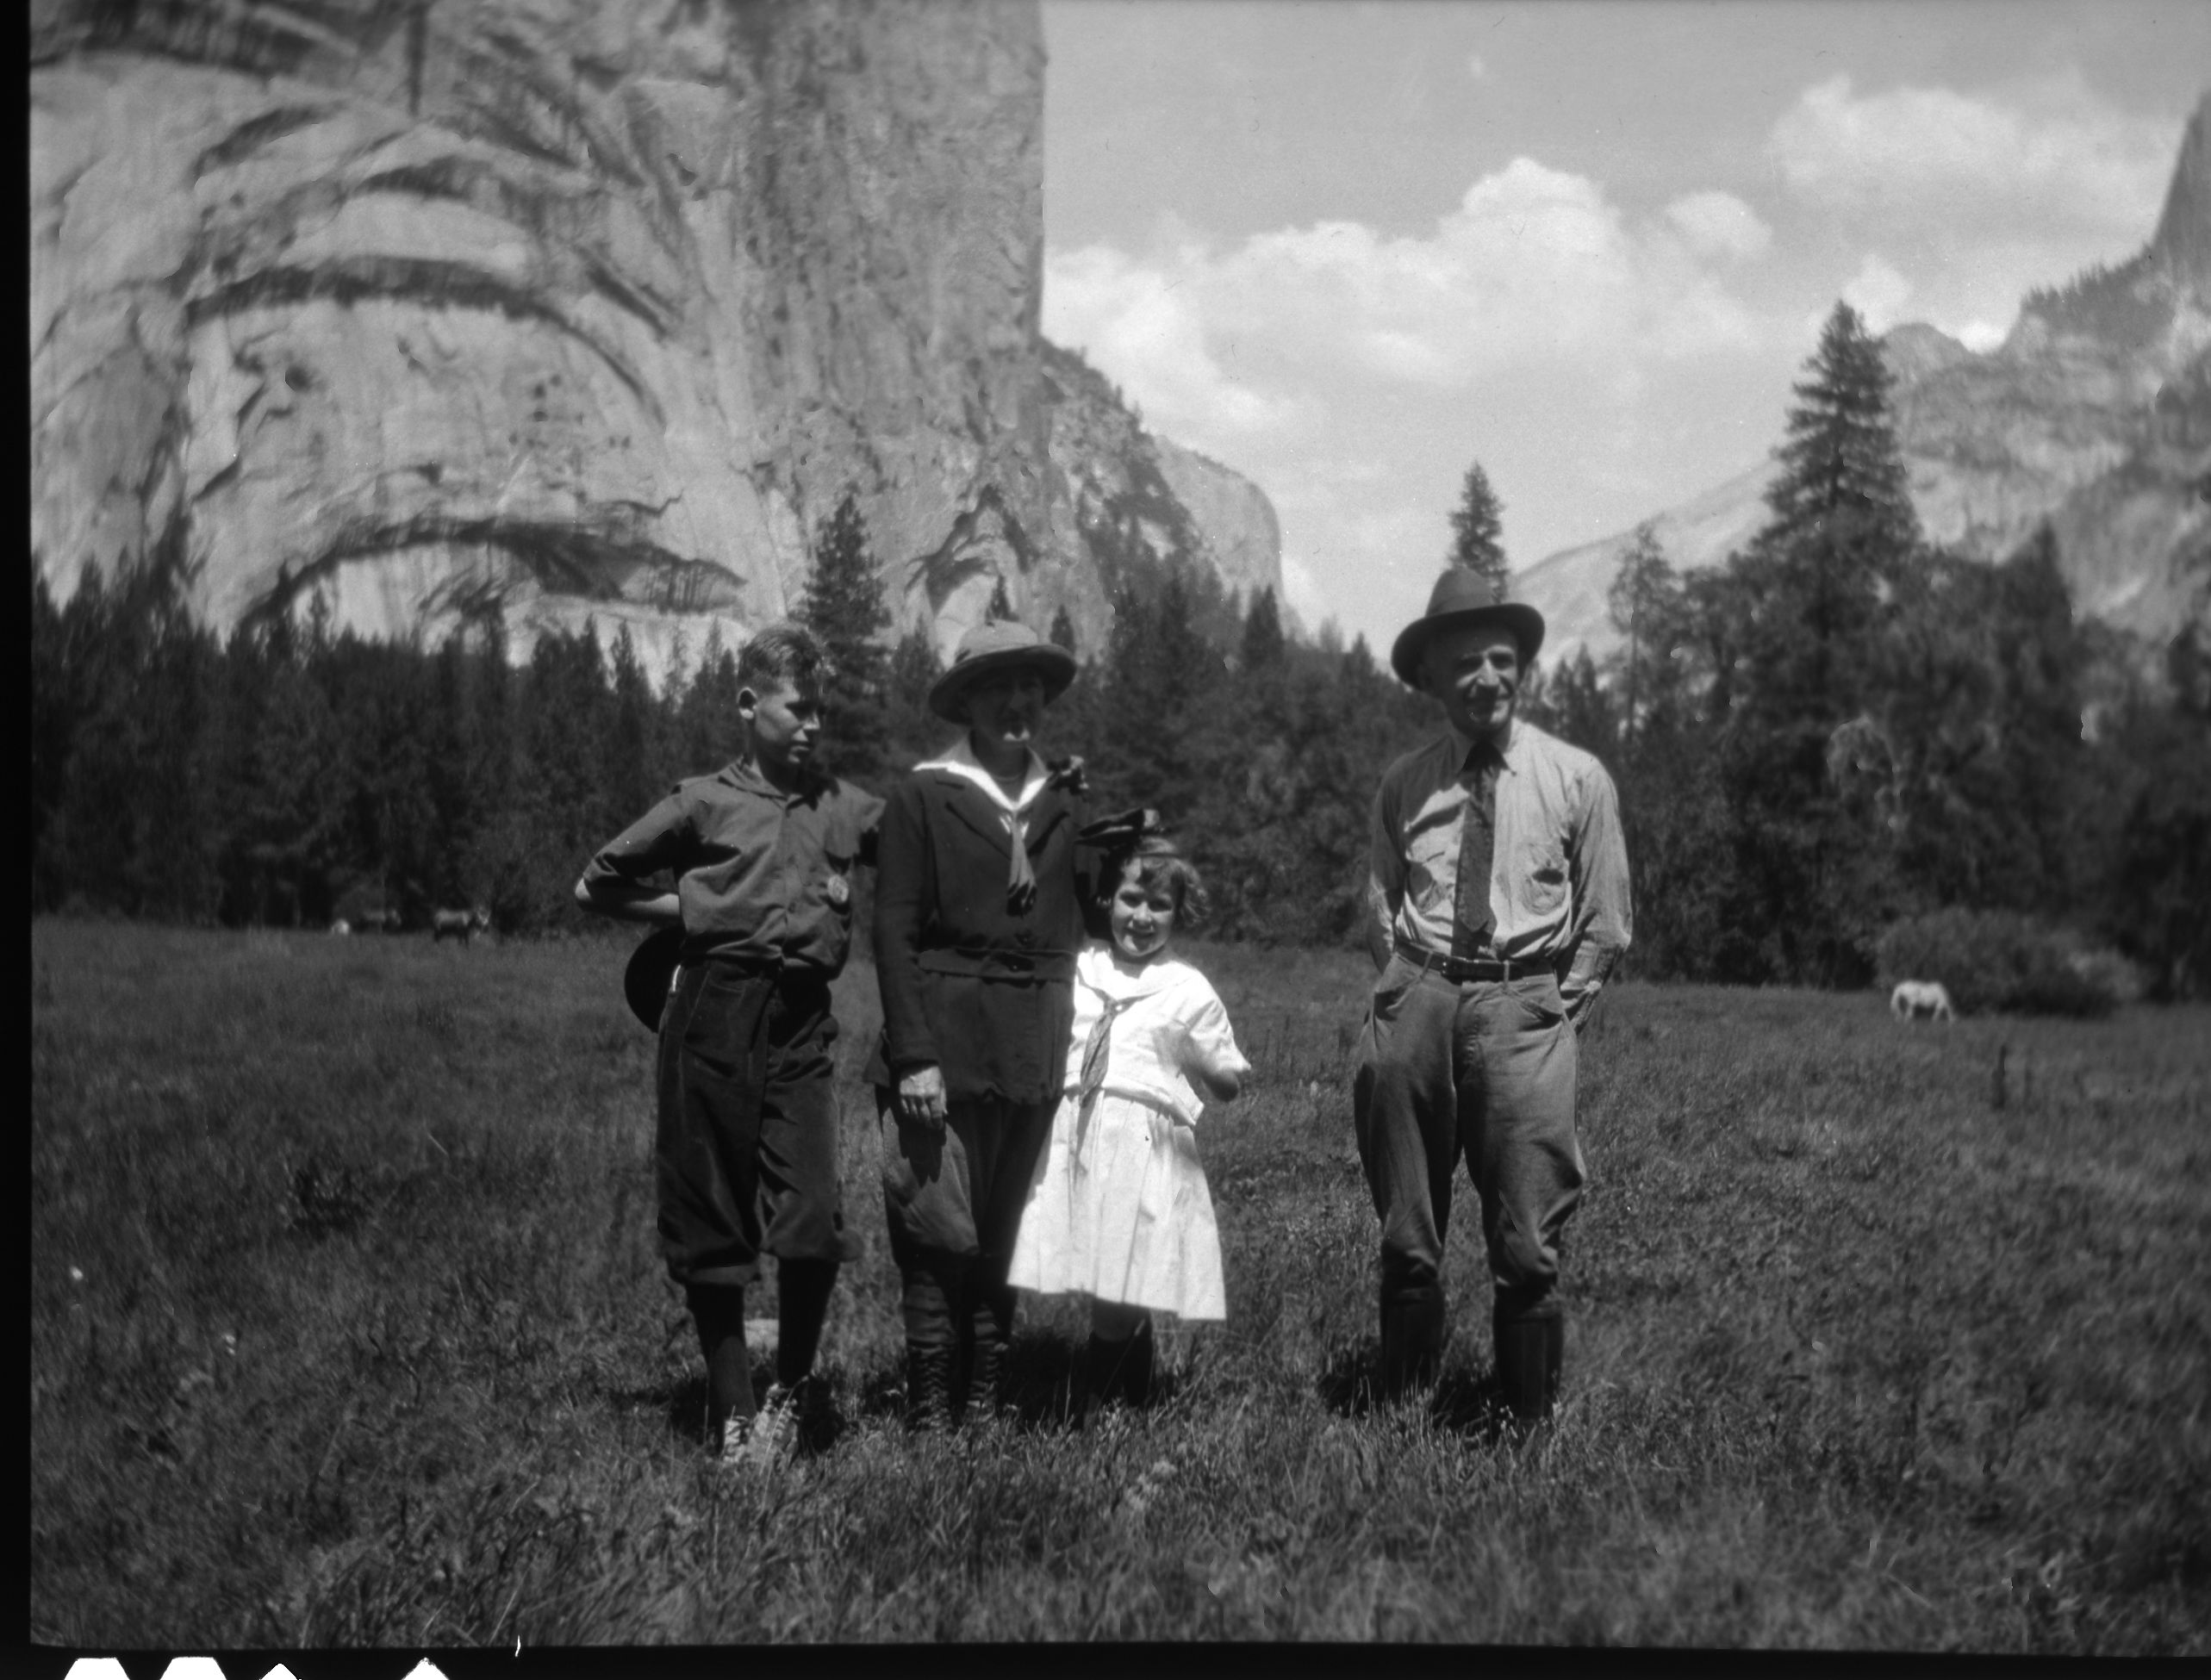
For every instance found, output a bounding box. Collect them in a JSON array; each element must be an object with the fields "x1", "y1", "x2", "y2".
[{"x1": 576, "y1": 621, "x2": 881, "y2": 1465}]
